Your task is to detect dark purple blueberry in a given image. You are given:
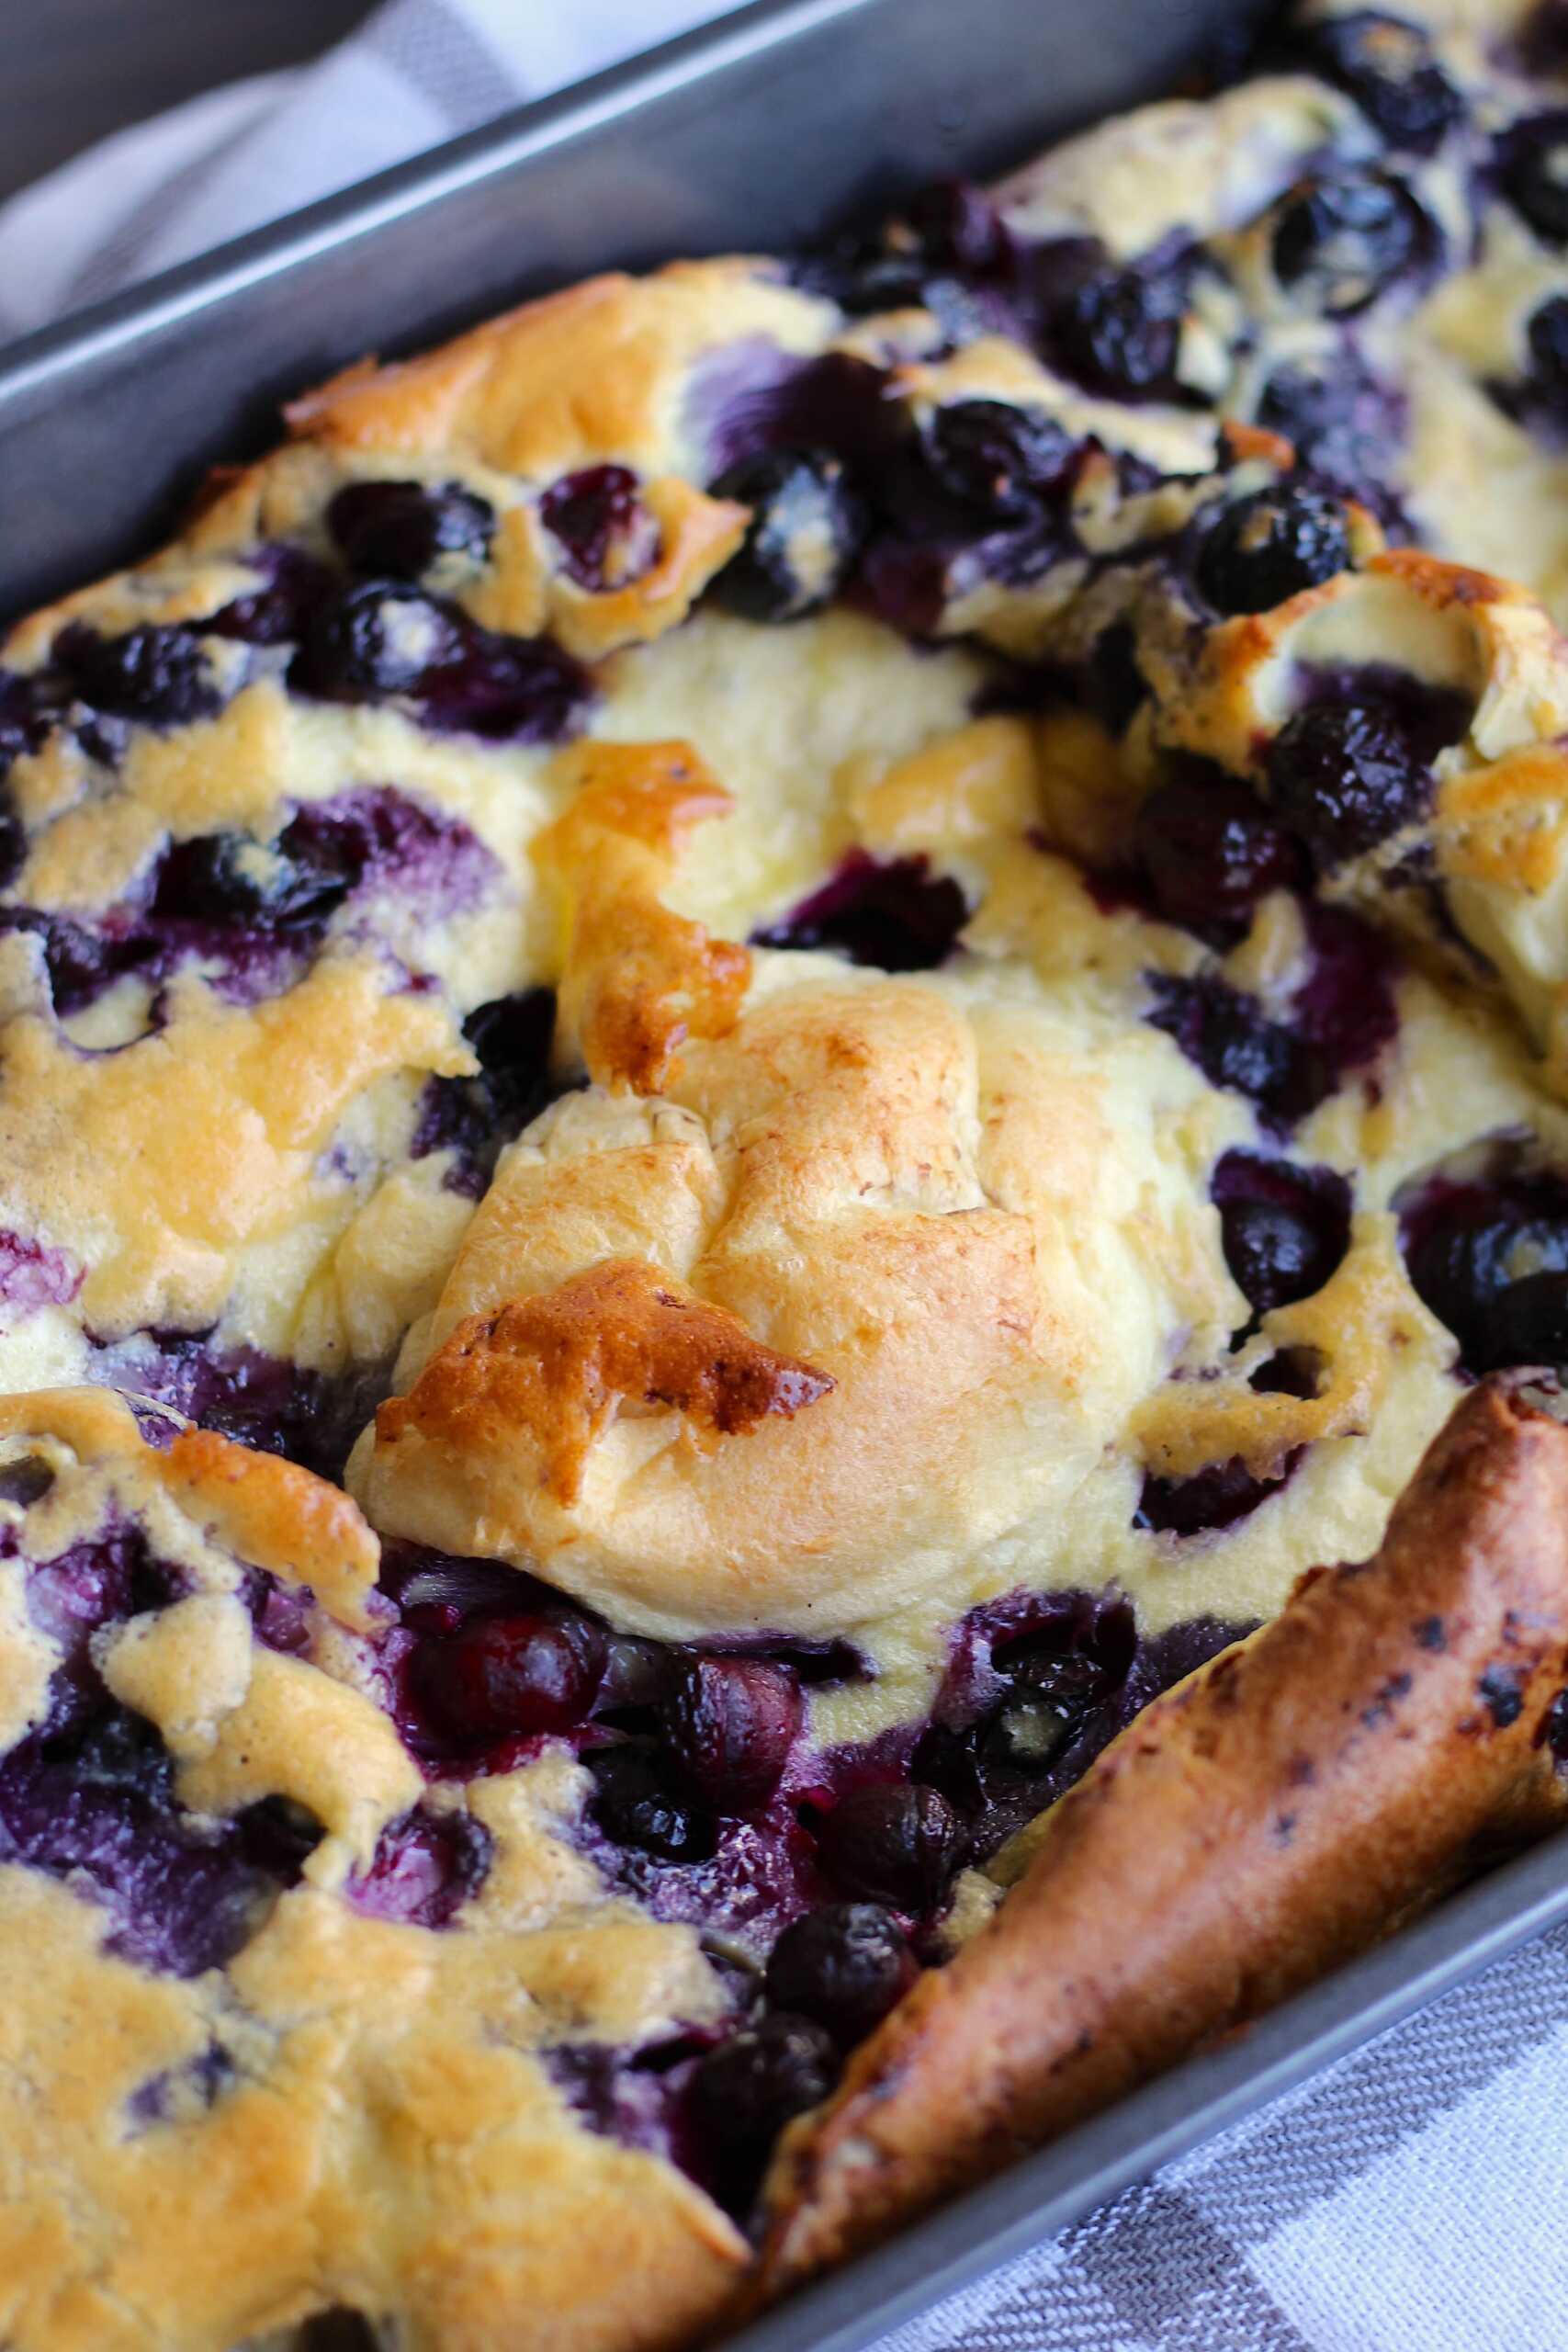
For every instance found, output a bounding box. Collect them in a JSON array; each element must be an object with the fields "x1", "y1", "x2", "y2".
[
  {"x1": 209, "y1": 547, "x2": 335, "y2": 647},
  {"x1": 663, "y1": 1657, "x2": 801, "y2": 1812},
  {"x1": 706, "y1": 448, "x2": 864, "y2": 621},
  {"x1": 0, "y1": 906, "x2": 158, "y2": 1017},
  {"x1": 1266, "y1": 700, "x2": 1427, "y2": 864},
  {"x1": 589, "y1": 1746, "x2": 714, "y2": 1863},
  {"x1": 1302, "y1": 12, "x2": 1462, "y2": 153},
  {"x1": 152, "y1": 829, "x2": 350, "y2": 930},
  {"x1": 1501, "y1": 112, "x2": 1568, "y2": 246},
  {"x1": 1404, "y1": 1214, "x2": 1537, "y2": 1360},
  {"x1": 412, "y1": 1611, "x2": 605, "y2": 1746},
  {"x1": 327, "y1": 479, "x2": 494, "y2": 579},
  {"x1": 752, "y1": 852, "x2": 968, "y2": 971},
  {"x1": 691, "y1": 2012, "x2": 838, "y2": 2176},
  {"x1": 814, "y1": 1782, "x2": 966, "y2": 1913},
  {"x1": 1053, "y1": 261, "x2": 1186, "y2": 400},
  {"x1": 538, "y1": 464, "x2": 660, "y2": 592},
  {"x1": 922, "y1": 400, "x2": 1074, "y2": 518},
  {"x1": 1213, "y1": 1149, "x2": 1352, "y2": 1317},
  {"x1": 982, "y1": 1647, "x2": 1106, "y2": 1771},
  {"x1": 1134, "y1": 775, "x2": 1306, "y2": 930},
  {"x1": 0, "y1": 803, "x2": 24, "y2": 892},
  {"x1": 293, "y1": 581, "x2": 459, "y2": 699},
  {"x1": 763, "y1": 1904, "x2": 916, "y2": 2048},
  {"x1": 1255, "y1": 354, "x2": 1406, "y2": 514},
  {"x1": 1136, "y1": 1453, "x2": 1297, "y2": 1537},
  {"x1": 904, "y1": 177, "x2": 1013, "y2": 280},
  {"x1": 54, "y1": 622, "x2": 220, "y2": 729},
  {"x1": 1223, "y1": 1201, "x2": 1339, "y2": 1316},
  {"x1": 1145, "y1": 973, "x2": 1313, "y2": 1124},
  {"x1": 1526, "y1": 294, "x2": 1568, "y2": 414},
  {"x1": 1271, "y1": 170, "x2": 1429, "y2": 316},
  {"x1": 1475, "y1": 1270, "x2": 1568, "y2": 1371},
  {"x1": 346, "y1": 1806, "x2": 493, "y2": 1929},
  {"x1": 1194, "y1": 486, "x2": 1351, "y2": 616}
]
